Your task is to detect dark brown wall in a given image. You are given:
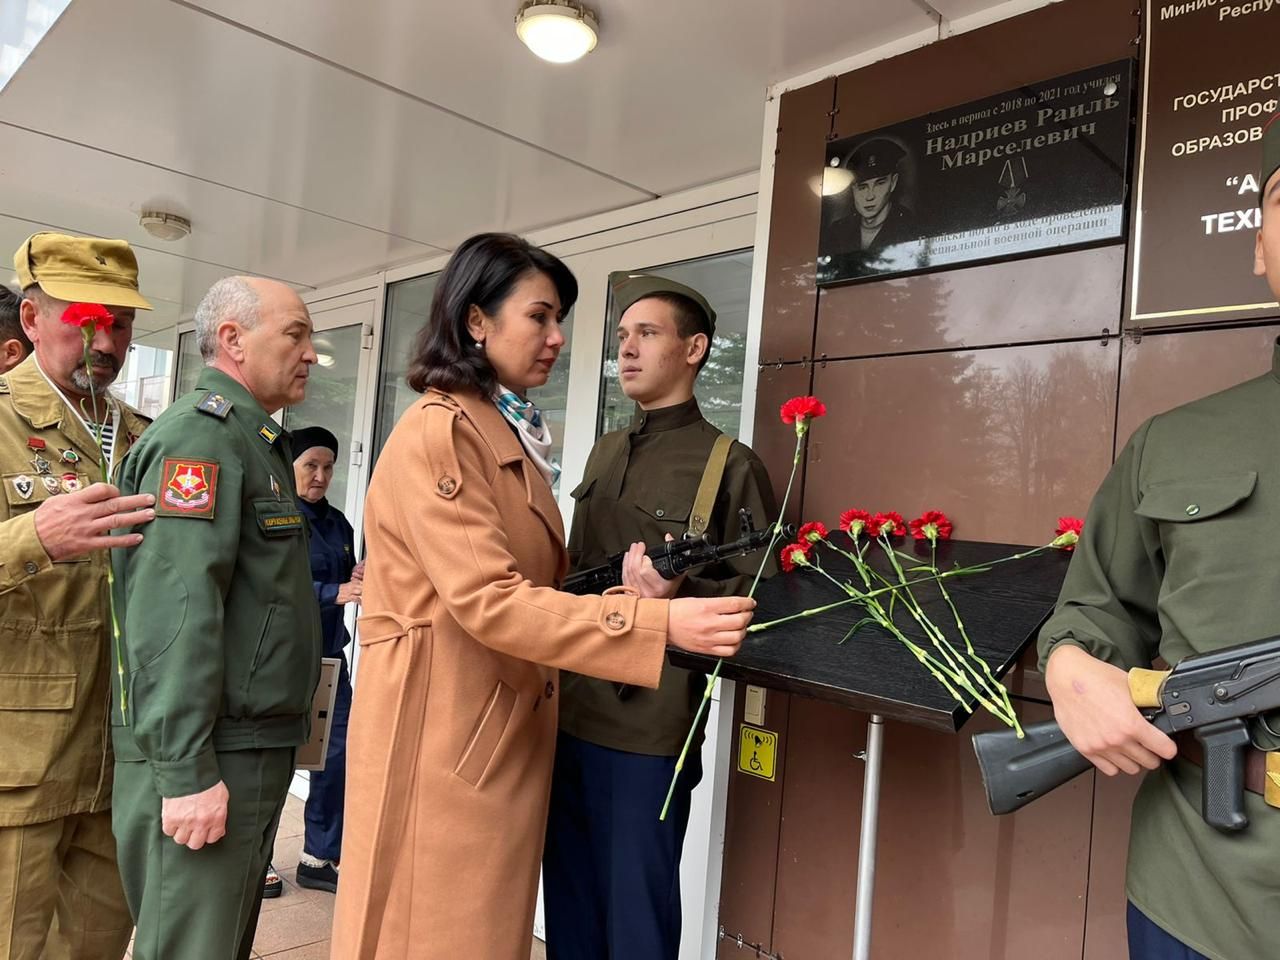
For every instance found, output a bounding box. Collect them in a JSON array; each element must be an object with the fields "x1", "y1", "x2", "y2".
[{"x1": 721, "y1": 0, "x2": 1280, "y2": 956}]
